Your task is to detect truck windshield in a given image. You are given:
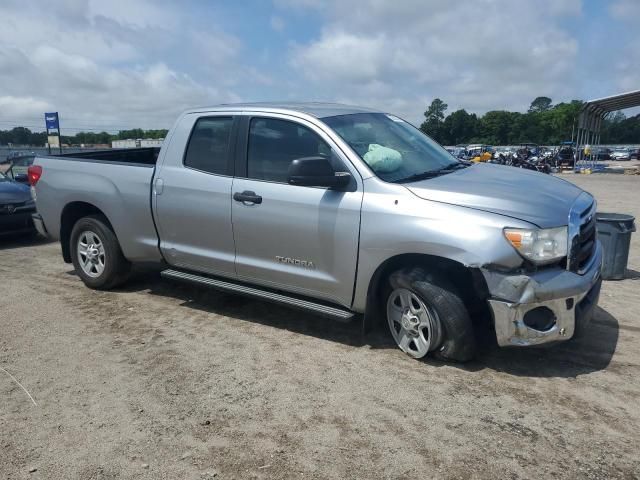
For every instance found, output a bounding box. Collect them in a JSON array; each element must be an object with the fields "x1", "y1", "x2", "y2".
[{"x1": 323, "y1": 113, "x2": 461, "y2": 183}]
